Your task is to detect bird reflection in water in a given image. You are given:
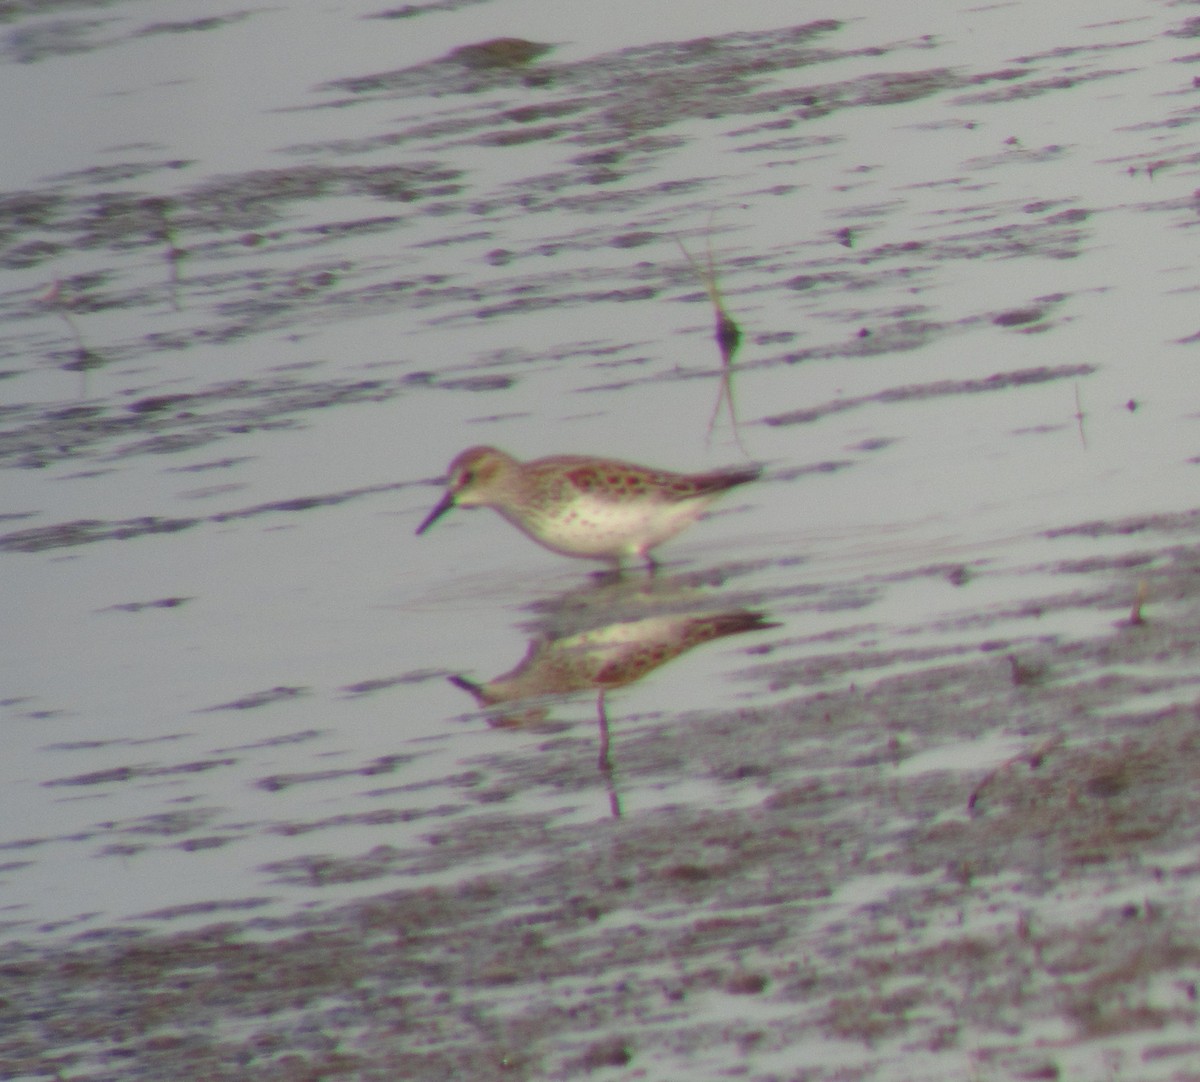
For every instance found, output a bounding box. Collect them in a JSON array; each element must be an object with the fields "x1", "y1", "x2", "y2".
[{"x1": 448, "y1": 572, "x2": 776, "y2": 817}]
